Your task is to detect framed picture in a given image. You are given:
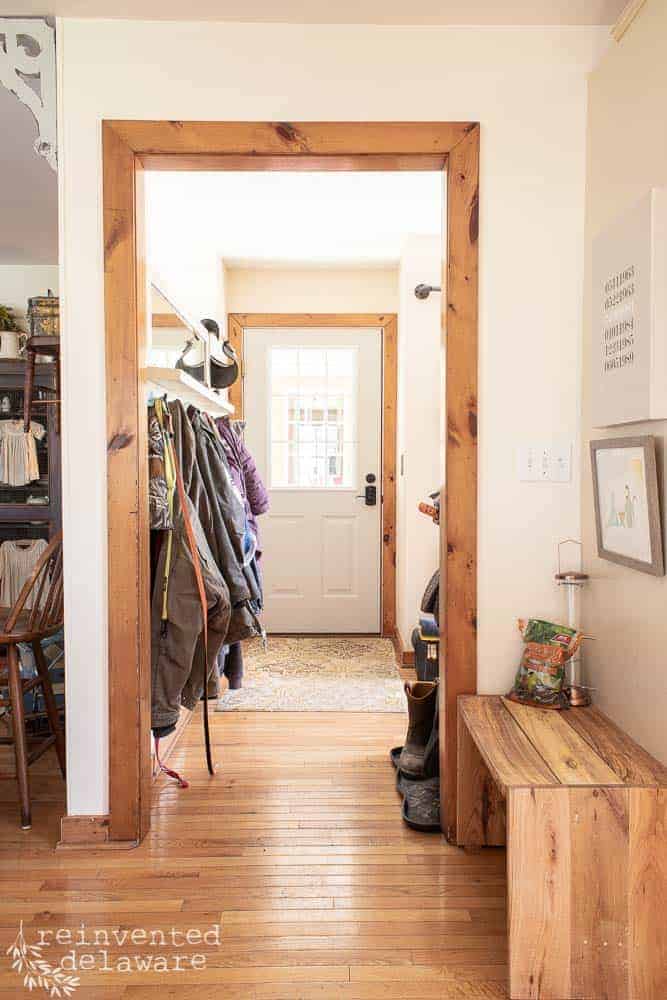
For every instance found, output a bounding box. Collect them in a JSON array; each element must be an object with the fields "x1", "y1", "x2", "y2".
[{"x1": 590, "y1": 436, "x2": 664, "y2": 576}]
